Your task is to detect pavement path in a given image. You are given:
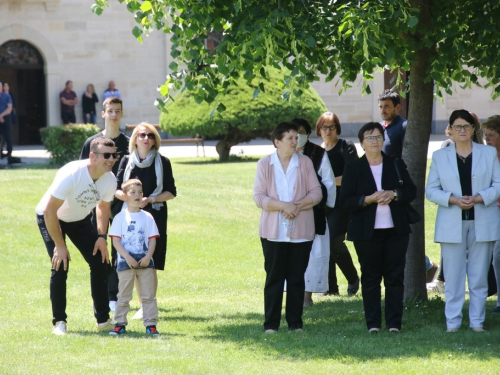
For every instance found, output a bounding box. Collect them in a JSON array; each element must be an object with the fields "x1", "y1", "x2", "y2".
[{"x1": 2, "y1": 134, "x2": 450, "y2": 166}]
